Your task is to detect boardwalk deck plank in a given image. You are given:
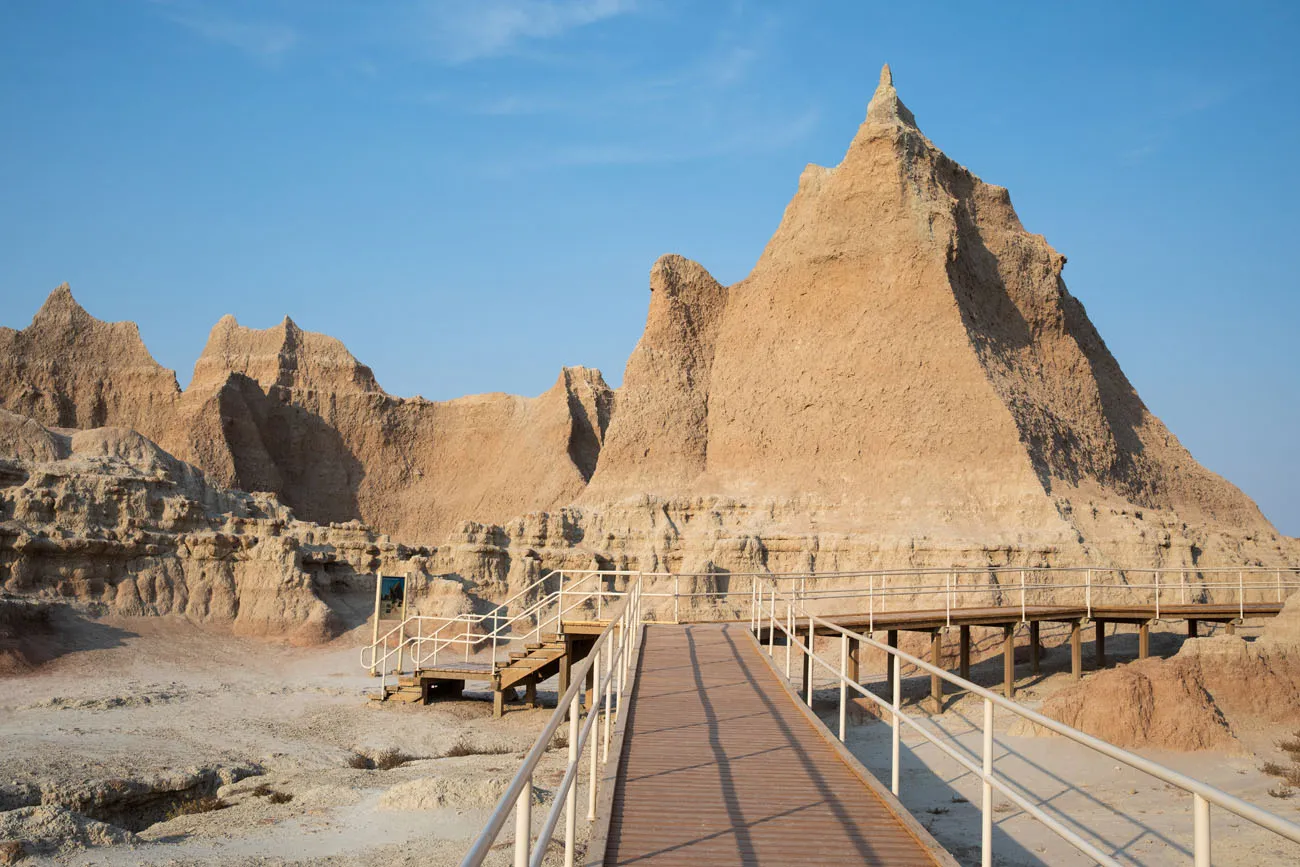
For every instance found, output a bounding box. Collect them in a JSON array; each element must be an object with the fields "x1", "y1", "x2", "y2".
[{"x1": 603, "y1": 624, "x2": 941, "y2": 866}]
